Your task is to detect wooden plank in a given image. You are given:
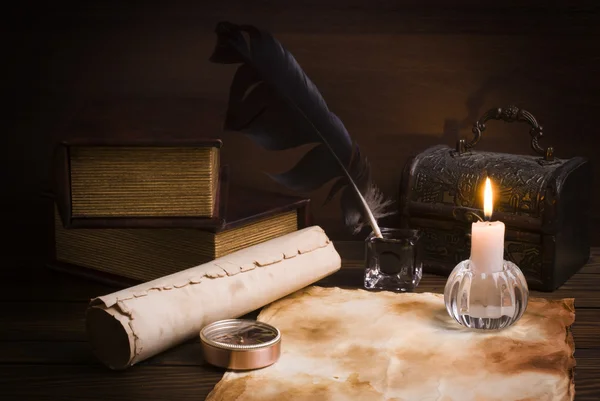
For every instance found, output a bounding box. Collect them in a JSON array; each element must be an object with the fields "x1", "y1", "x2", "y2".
[
  {"x1": 0, "y1": 241, "x2": 355, "y2": 301},
  {"x1": 0, "y1": 302, "x2": 260, "y2": 342},
  {"x1": 324, "y1": 265, "x2": 600, "y2": 309},
  {"x1": 1, "y1": 299, "x2": 598, "y2": 348},
  {"x1": 0, "y1": 362, "x2": 597, "y2": 401},
  {"x1": 574, "y1": 373, "x2": 600, "y2": 401},
  {"x1": 3, "y1": 263, "x2": 599, "y2": 305},
  {"x1": 334, "y1": 240, "x2": 365, "y2": 261},
  {"x1": 0, "y1": 302, "x2": 86, "y2": 342},
  {"x1": 575, "y1": 349, "x2": 600, "y2": 366},
  {"x1": 0, "y1": 340, "x2": 205, "y2": 367},
  {"x1": 0, "y1": 365, "x2": 222, "y2": 401},
  {"x1": 580, "y1": 264, "x2": 600, "y2": 275},
  {"x1": 579, "y1": 250, "x2": 600, "y2": 274},
  {"x1": 0, "y1": 341, "x2": 99, "y2": 365},
  {"x1": 2, "y1": 261, "x2": 367, "y2": 302},
  {"x1": 572, "y1": 309, "x2": 600, "y2": 349},
  {"x1": 4, "y1": 243, "x2": 597, "y2": 303},
  {"x1": 2, "y1": 339, "x2": 599, "y2": 368},
  {"x1": 0, "y1": 268, "x2": 122, "y2": 302},
  {"x1": 14, "y1": 263, "x2": 566, "y2": 303},
  {"x1": 560, "y1": 275, "x2": 600, "y2": 291}
]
